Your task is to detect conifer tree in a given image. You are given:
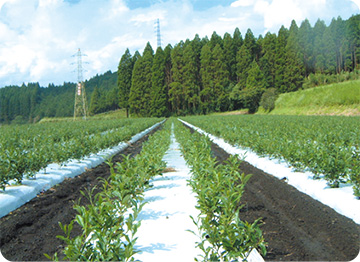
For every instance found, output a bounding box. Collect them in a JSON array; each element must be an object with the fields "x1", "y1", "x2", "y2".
[
  {"x1": 346, "y1": 14, "x2": 360, "y2": 70},
  {"x1": 244, "y1": 28, "x2": 257, "y2": 60},
  {"x1": 259, "y1": 32, "x2": 277, "y2": 88},
  {"x1": 200, "y1": 43, "x2": 214, "y2": 113},
  {"x1": 236, "y1": 44, "x2": 252, "y2": 88},
  {"x1": 117, "y1": 49, "x2": 133, "y2": 117},
  {"x1": 298, "y1": 19, "x2": 314, "y2": 76},
  {"x1": 233, "y1": 27, "x2": 244, "y2": 52},
  {"x1": 183, "y1": 43, "x2": 201, "y2": 113},
  {"x1": 163, "y1": 44, "x2": 173, "y2": 112},
  {"x1": 89, "y1": 85, "x2": 101, "y2": 115},
  {"x1": 129, "y1": 42, "x2": 154, "y2": 116},
  {"x1": 323, "y1": 25, "x2": 337, "y2": 74},
  {"x1": 105, "y1": 87, "x2": 119, "y2": 111},
  {"x1": 150, "y1": 47, "x2": 168, "y2": 117},
  {"x1": 313, "y1": 19, "x2": 327, "y2": 73},
  {"x1": 274, "y1": 26, "x2": 288, "y2": 92},
  {"x1": 284, "y1": 22, "x2": 305, "y2": 92},
  {"x1": 212, "y1": 44, "x2": 230, "y2": 111},
  {"x1": 223, "y1": 32, "x2": 237, "y2": 83},
  {"x1": 169, "y1": 42, "x2": 185, "y2": 114},
  {"x1": 209, "y1": 31, "x2": 223, "y2": 49},
  {"x1": 242, "y1": 60, "x2": 266, "y2": 112}
]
